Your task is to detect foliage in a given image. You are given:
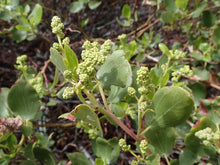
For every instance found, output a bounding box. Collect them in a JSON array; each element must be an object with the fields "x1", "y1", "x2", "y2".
[{"x1": 0, "y1": 0, "x2": 220, "y2": 164}]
